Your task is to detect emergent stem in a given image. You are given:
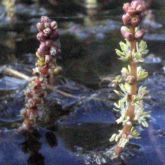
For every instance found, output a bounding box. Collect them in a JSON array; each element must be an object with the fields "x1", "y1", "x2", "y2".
[{"x1": 115, "y1": 27, "x2": 138, "y2": 156}]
